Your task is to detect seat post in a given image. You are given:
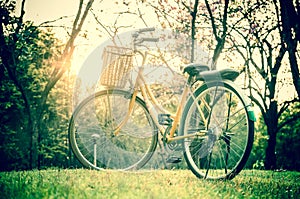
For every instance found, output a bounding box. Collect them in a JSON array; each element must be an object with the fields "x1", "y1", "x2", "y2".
[{"x1": 186, "y1": 74, "x2": 195, "y2": 86}]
